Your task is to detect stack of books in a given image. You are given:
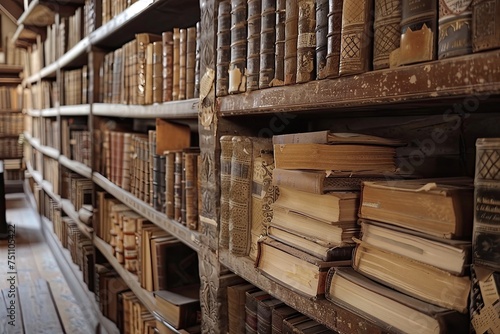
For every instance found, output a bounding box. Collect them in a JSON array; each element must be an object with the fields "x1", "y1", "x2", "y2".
[
  {"x1": 325, "y1": 177, "x2": 473, "y2": 333},
  {"x1": 255, "y1": 130, "x2": 401, "y2": 299}
]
